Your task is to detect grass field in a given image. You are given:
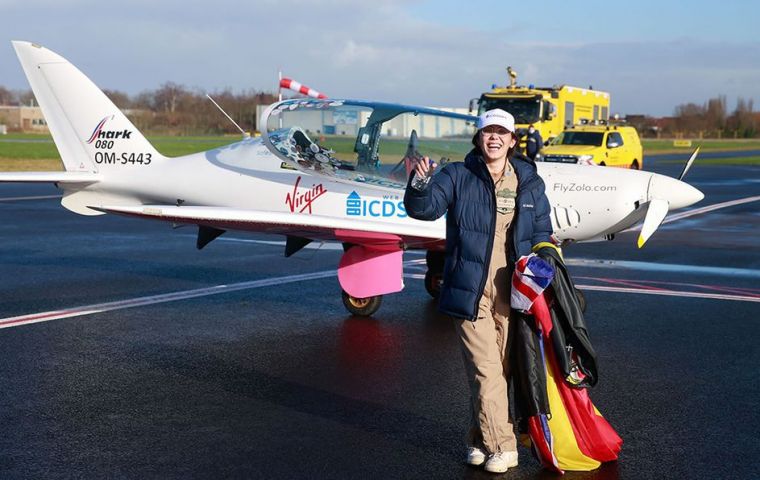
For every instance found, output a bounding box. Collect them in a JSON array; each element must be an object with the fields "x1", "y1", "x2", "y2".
[
  {"x1": 659, "y1": 155, "x2": 760, "y2": 165},
  {"x1": 1, "y1": 134, "x2": 760, "y2": 171},
  {"x1": 641, "y1": 138, "x2": 760, "y2": 154}
]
